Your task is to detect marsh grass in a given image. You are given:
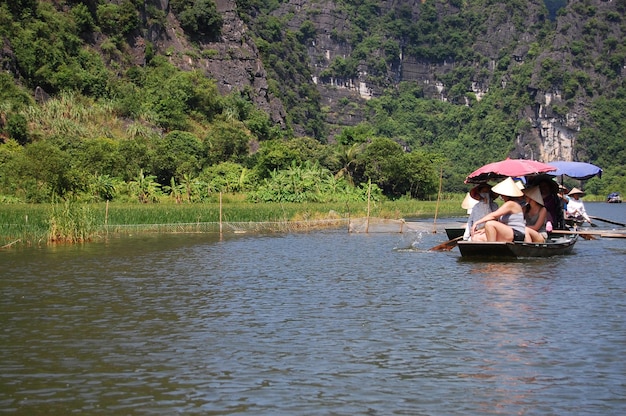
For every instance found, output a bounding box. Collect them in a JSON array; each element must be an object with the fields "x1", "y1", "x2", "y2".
[
  {"x1": 47, "y1": 201, "x2": 100, "y2": 243},
  {"x1": 0, "y1": 197, "x2": 466, "y2": 246}
]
